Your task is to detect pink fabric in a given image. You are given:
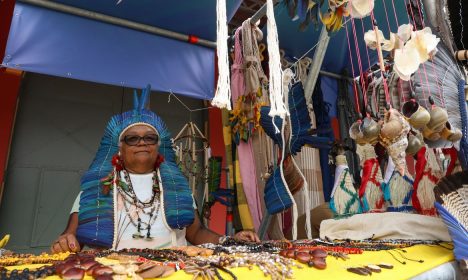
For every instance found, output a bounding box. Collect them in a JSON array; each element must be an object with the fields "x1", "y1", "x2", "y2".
[
  {"x1": 230, "y1": 28, "x2": 263, "y2": 231},
  {"x1": 231, "y1": 28, "x2": 245, "y2": 100},
  {"x1": 237, "y1": 140, "x2": 263, "y2": 230}
]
